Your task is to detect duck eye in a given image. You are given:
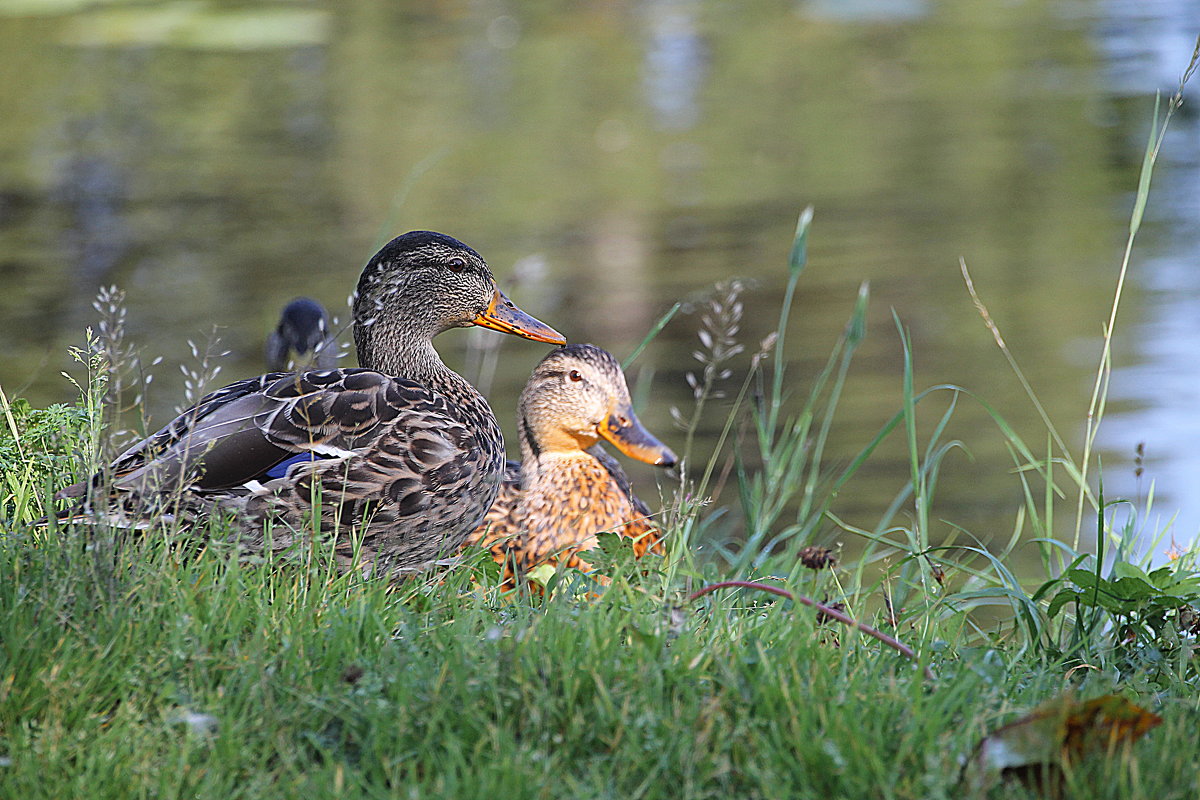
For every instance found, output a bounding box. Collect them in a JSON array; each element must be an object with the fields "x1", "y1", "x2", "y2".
[
  {"x1": 568, "y1": 369, "x2": 583, "y2": 382},
  {"x1": 446, "y1": 257, "x2": 467, "y2": 272}
]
